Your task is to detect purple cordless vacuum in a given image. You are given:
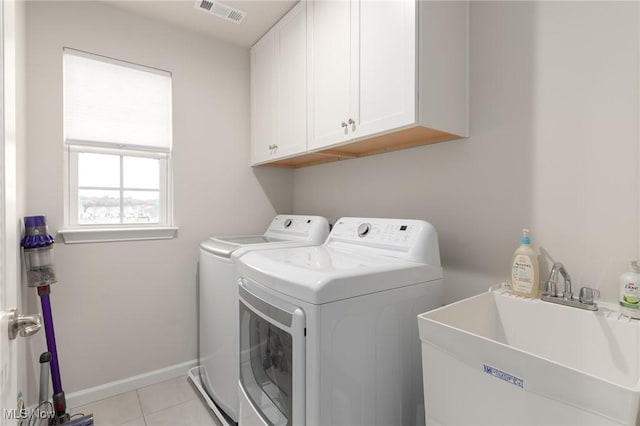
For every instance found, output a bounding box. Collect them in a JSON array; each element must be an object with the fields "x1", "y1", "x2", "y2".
[{"x1": 22, "y1": 216, "x2": 94, "y2": 426}]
